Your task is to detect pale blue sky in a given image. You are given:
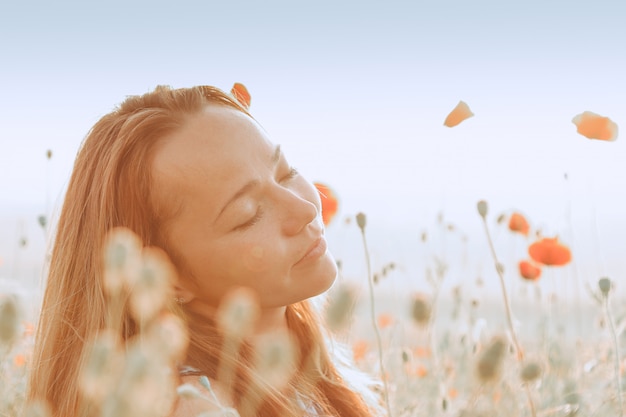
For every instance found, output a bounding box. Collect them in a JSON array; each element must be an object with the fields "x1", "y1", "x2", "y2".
[{"x1": 1, "y1": 0, "x2": 624, "y2": 297}]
